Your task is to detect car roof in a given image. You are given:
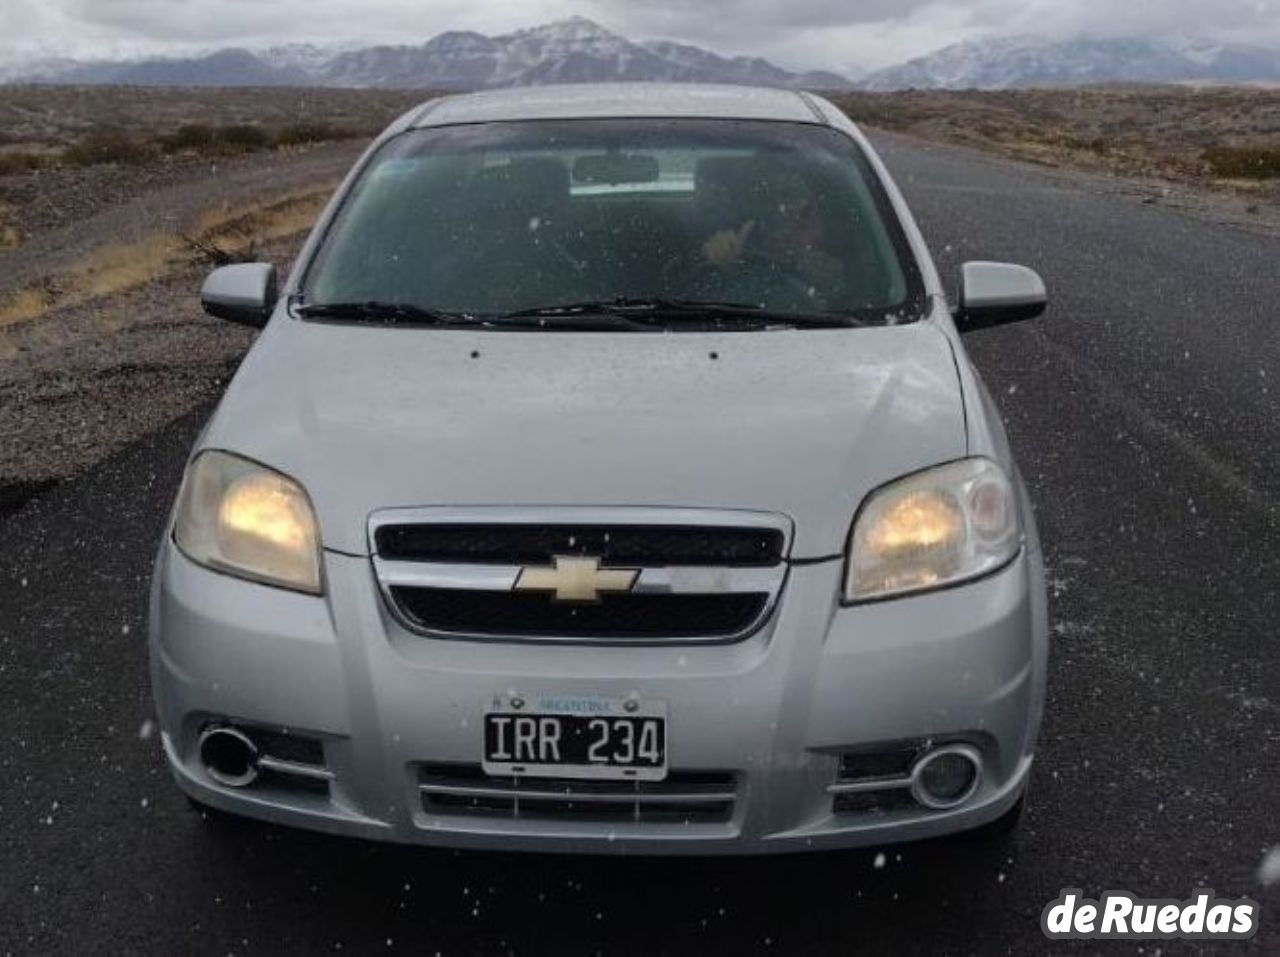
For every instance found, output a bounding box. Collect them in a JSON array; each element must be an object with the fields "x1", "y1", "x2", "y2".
[{"x1": 412, "y1": 83, "x2": 829, "y2": 128}]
